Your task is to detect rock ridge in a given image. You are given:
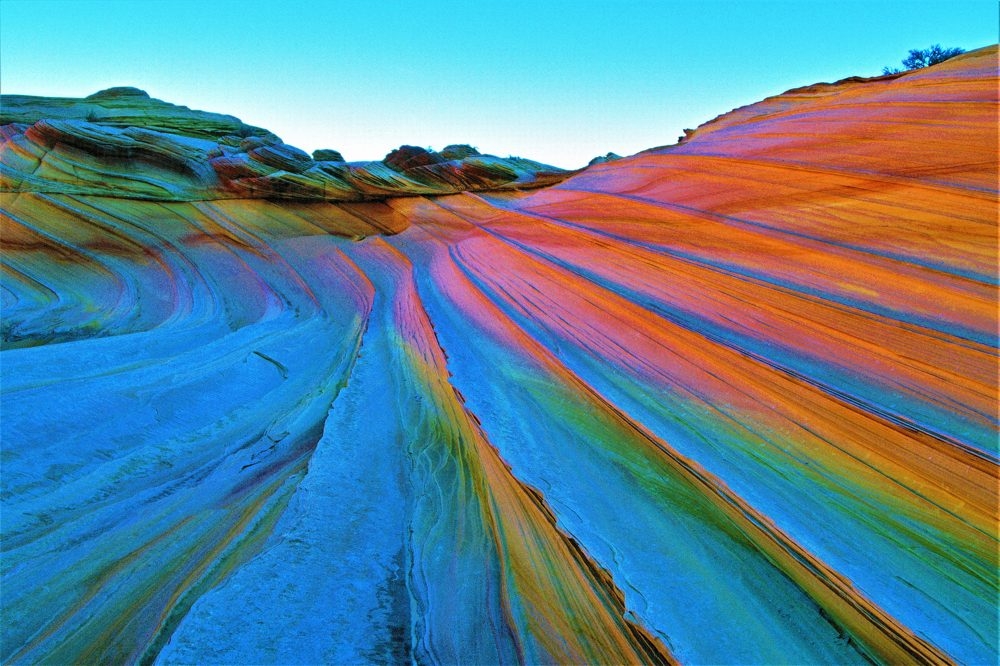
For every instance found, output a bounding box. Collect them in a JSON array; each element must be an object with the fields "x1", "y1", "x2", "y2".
[{"x1": 1, "y1": 87, "x2": 572, "y2": 202}]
